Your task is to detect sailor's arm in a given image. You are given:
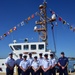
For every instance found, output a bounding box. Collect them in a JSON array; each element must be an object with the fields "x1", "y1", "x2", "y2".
[
  {"x1": 5, "y1": 63, "x2": 11, "y2": 68},
  {"x1": 41, "y1": 66, "x2": 45, "y2": 71},
  {"x1": 58, "y1": 62, "x2": 61, "y2": 66},
  {"x1": 64, "y1": 62, "x2": 68, "y2": 68},
  {"x1": 20, "y1": 66, "x2": 26, "y2": 72},
  {"x1": 5, "y1": 63, "x2": 14, "y2": 70},
  {"x1": 45, "y1": 65, "x2": 51, "y2": 71},
  {"x1": 32, "y1": 66, "x2": 36, "y2": 72},
  {"x1": 52, "y1": 60, "x2": 57, "y2": 68},
  {"x1": 36, "y1": 66, "x2": 40, "y2": 71}
]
